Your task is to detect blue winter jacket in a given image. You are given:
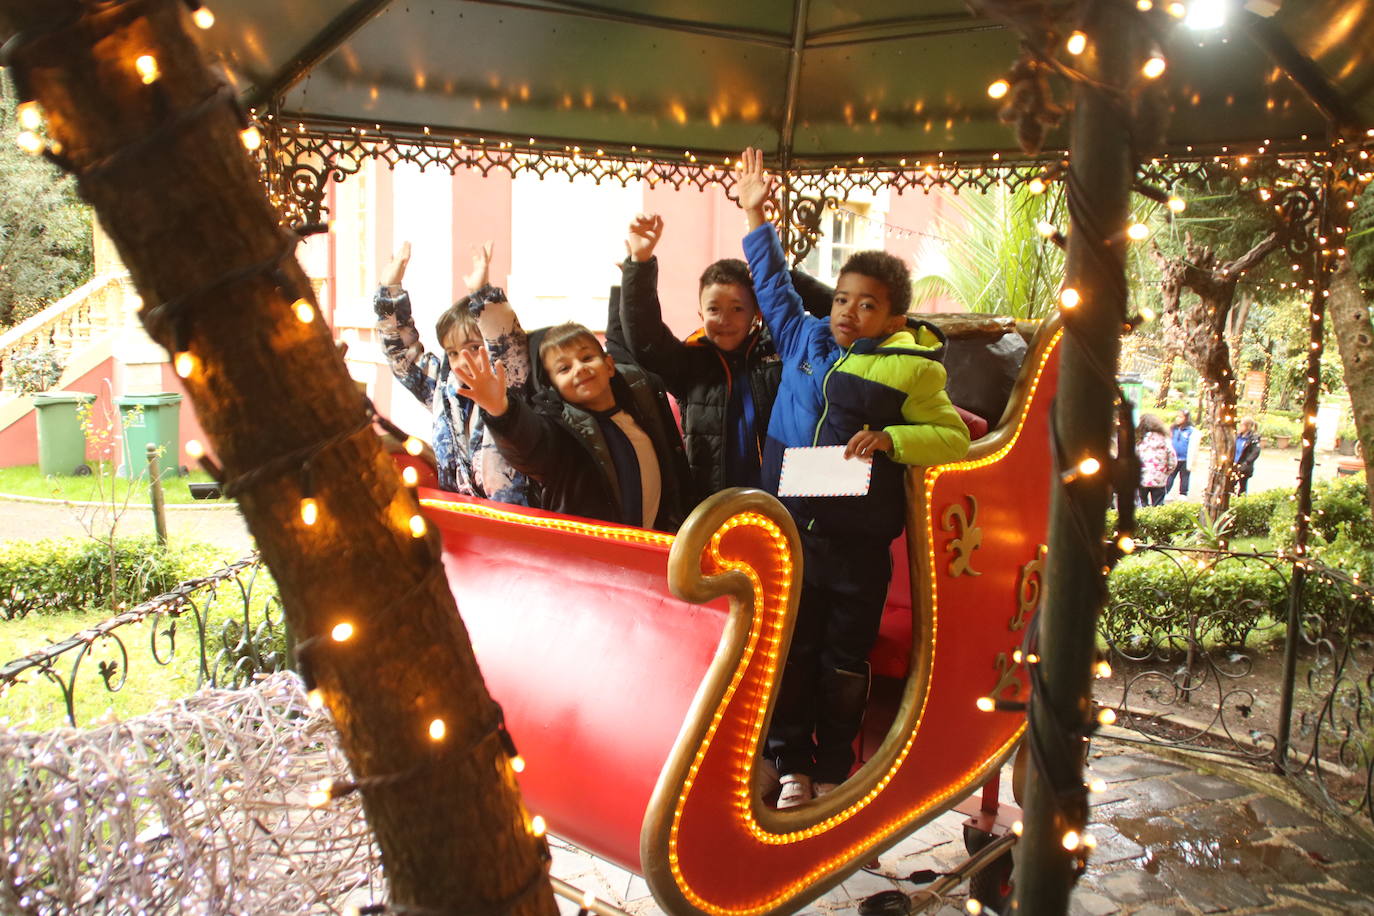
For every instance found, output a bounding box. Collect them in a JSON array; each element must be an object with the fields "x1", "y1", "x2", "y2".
[{"x1": 742, "y1": 223, "x2": 971, "y2": 541}]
